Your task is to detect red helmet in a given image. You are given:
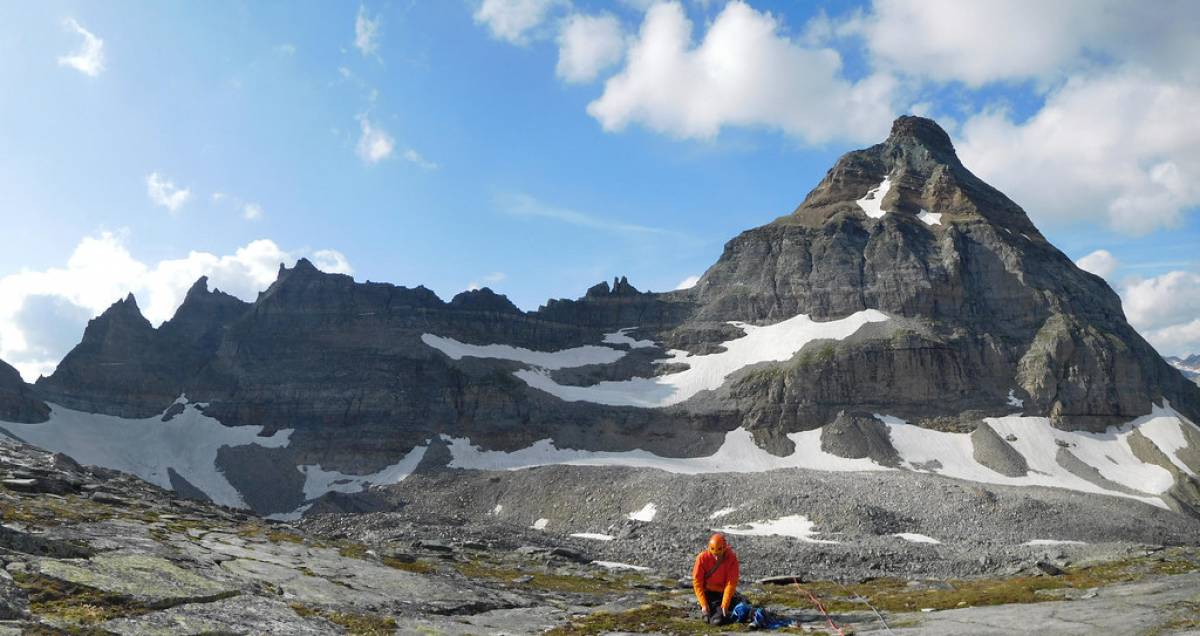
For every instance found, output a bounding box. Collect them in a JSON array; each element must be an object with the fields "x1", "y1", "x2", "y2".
[{"x1": 707, "y1": 533, "x2": 728, "y2": 555}]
